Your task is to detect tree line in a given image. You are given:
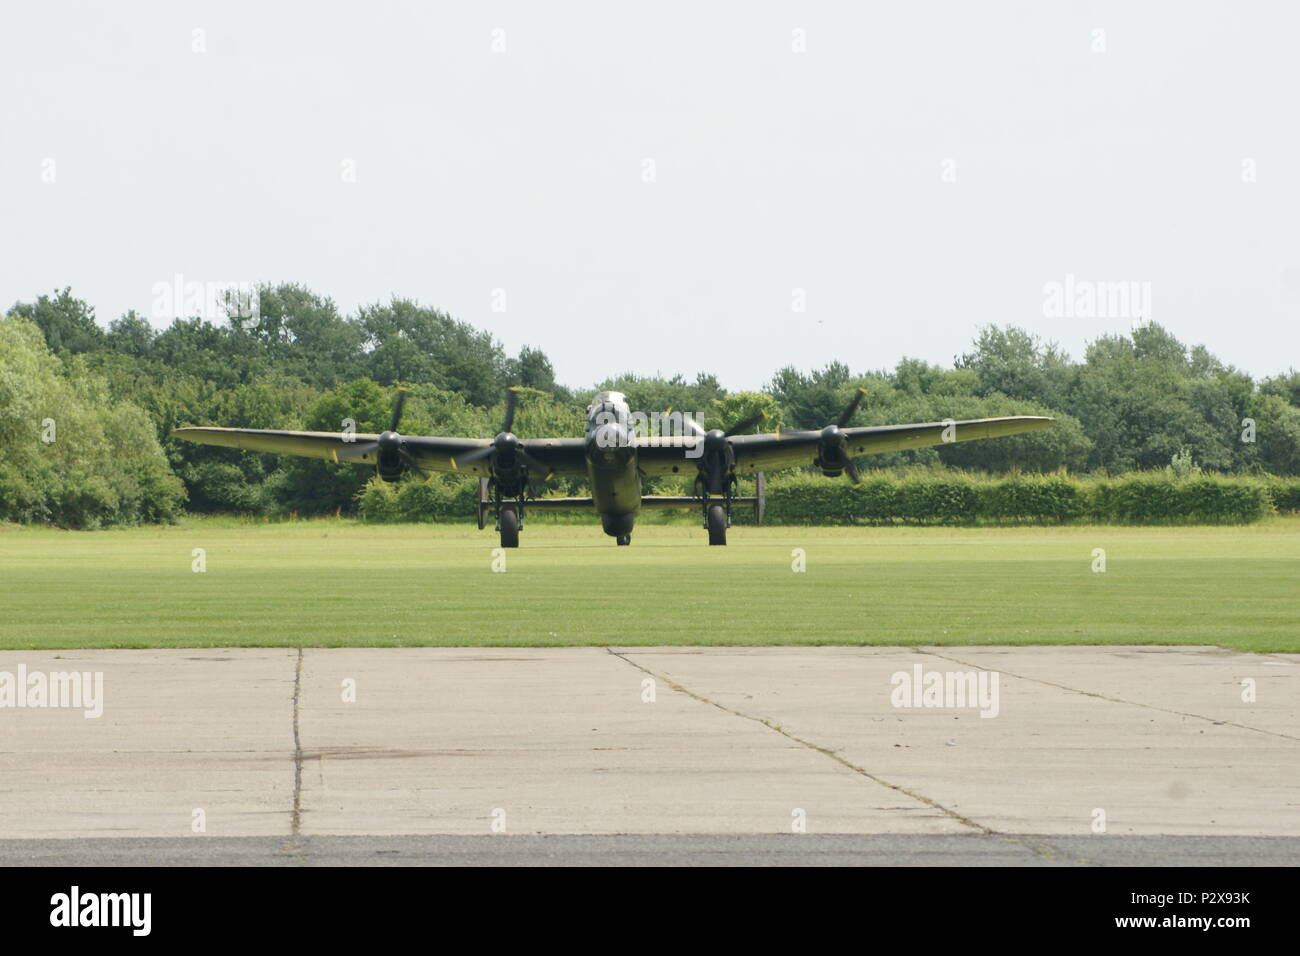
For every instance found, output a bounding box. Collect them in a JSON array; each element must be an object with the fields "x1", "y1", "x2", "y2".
[{"x1": 3, "y1": 283, "x2": 1298, "y2": 527}]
